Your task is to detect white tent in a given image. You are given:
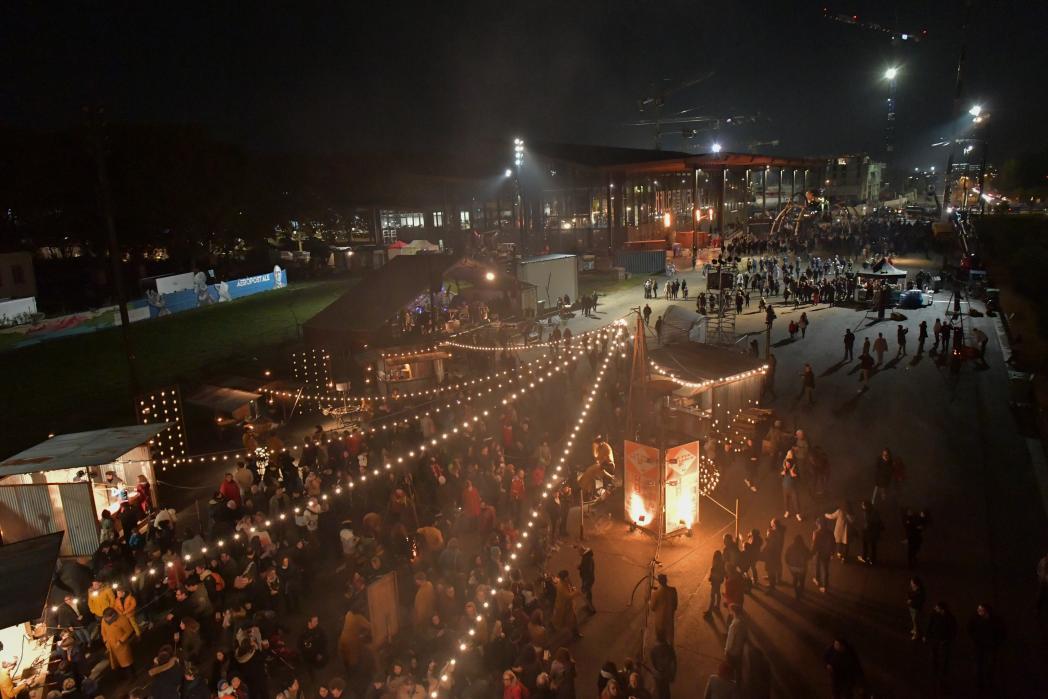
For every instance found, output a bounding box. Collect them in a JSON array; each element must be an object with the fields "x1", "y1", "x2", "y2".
[{"x1": 660, "y1": 305, "x2": 708, "y2": 344}]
